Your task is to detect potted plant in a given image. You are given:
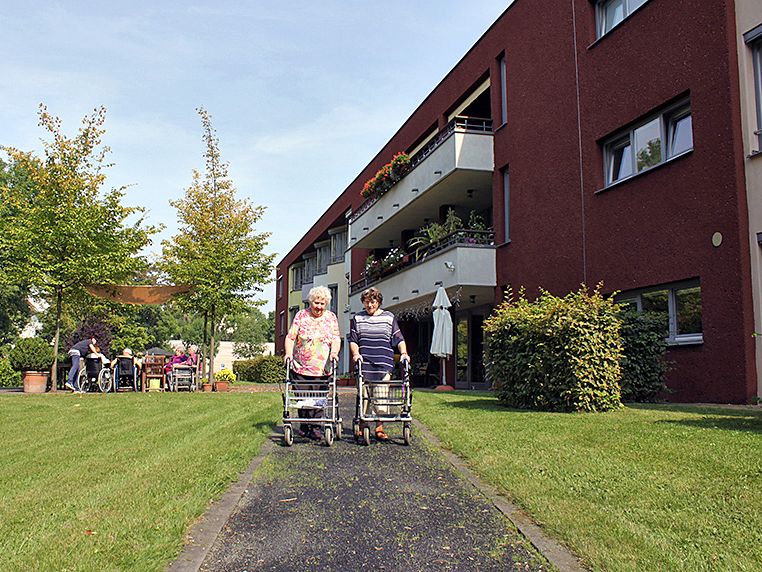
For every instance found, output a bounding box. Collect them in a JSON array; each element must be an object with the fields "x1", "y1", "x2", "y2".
[
  {"x1": 8, "y1": 337, "x2": 54, "y2": 393},
  {"x1": 214, "y1": 368, "x2": 236, "y2": 392}
]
